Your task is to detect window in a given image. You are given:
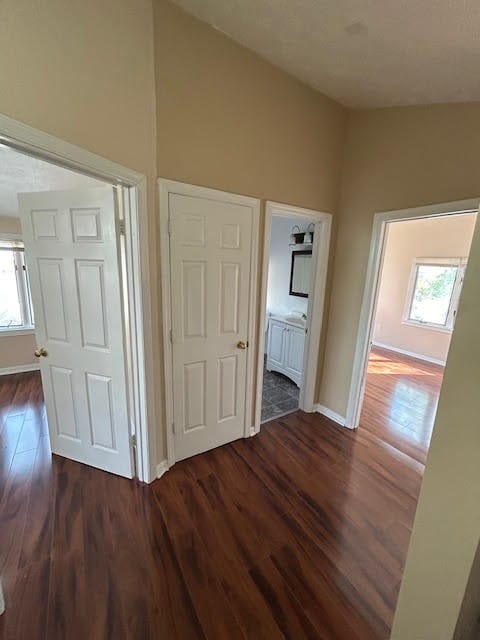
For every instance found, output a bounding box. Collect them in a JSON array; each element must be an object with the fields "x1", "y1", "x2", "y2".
[
  {"x1": 0, "y1": 238, "x2": 34, "y2": 332},
  {"x1": 404, "y1": 258, "x2": 466, "y2": 331}
]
